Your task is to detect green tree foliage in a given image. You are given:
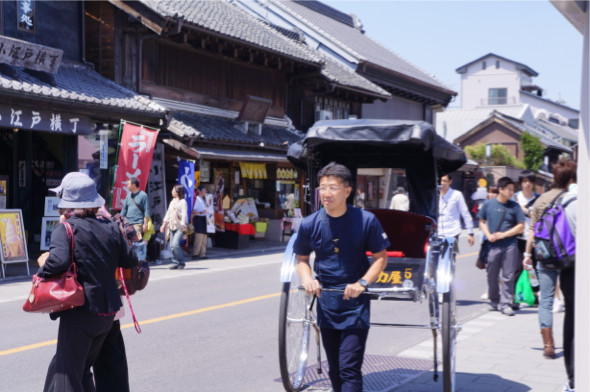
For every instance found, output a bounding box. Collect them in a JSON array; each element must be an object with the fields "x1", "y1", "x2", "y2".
[
  {"x1": 520, "y1": 132, "x2": 545, "y2": 172},
  {"x1": 464, "y1": 143, "x2": 525, "y2": 169}
]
